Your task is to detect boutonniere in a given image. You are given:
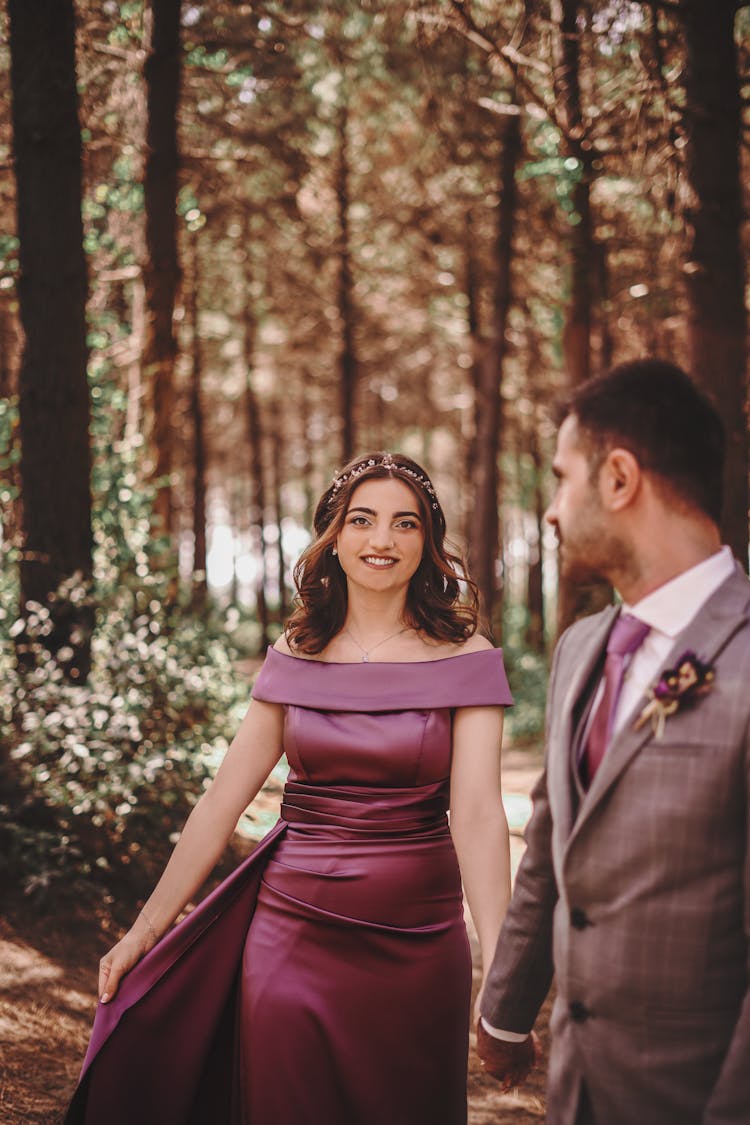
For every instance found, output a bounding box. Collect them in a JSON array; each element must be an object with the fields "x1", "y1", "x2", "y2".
[{"x1": 634, "y1": 650, "x2": 715, "y2": 739}]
